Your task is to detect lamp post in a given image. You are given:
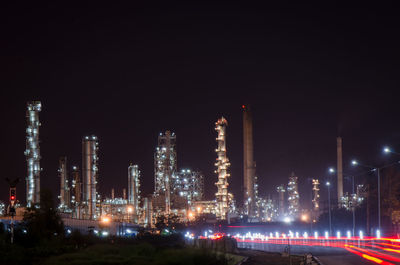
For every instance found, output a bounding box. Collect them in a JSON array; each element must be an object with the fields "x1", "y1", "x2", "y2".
[
  {"x1": 326, "y1": 181, "x2": 332, "y2": 236},
  {"x1": 351, "y1": 160, "x2": 381, "y2": 232}
]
